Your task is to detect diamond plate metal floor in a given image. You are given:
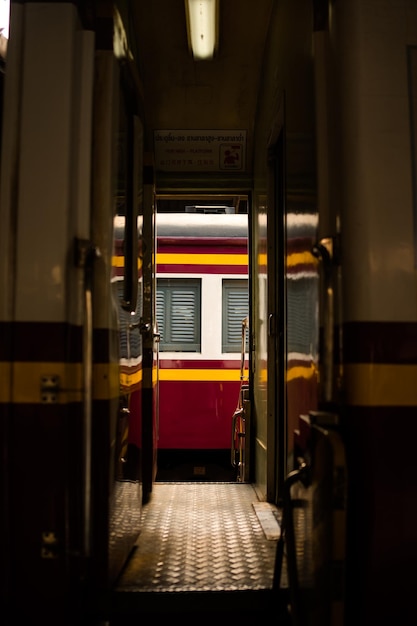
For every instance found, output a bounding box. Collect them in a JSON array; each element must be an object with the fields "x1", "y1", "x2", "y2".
[
  {"x1": 105, "y1": 482, "x2": 290, "y2": 619},
  {"x1": 117, "y1": 482, "x2": 279, "y2": 592}
]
